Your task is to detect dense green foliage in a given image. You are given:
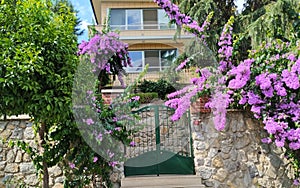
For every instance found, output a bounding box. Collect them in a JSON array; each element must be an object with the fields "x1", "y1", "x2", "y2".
[
  {"x1": 172, "y1": 0, "x2": 299, "y2": 60},
  {"x1": 173, "y1": 0, "x2": 236, "y2": 52},
  {"x1": 0, "y1": 0, "x2": 80, "y2": 187},
  {"x1": 0, "y1": 1, "x2": 137, "y2": 187},
  {"x1": 0, "y1": 0, "x2": 78, "y2": 118},
  {"x1": 138, "y1": 79, "x2": 176, "y2": 99},
  {"x1": 235, "y1": 0, "x2": 300, "y2": 61}
]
